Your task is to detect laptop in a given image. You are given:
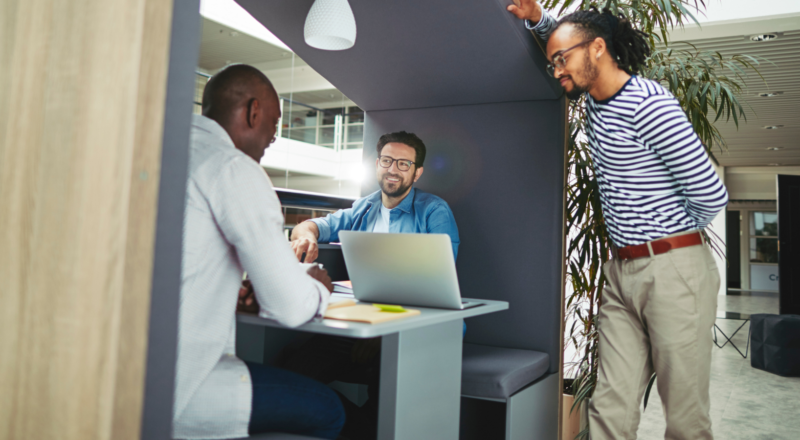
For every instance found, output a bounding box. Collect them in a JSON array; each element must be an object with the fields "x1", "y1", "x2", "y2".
[{"x1": 338, "y1": 231, "x2": 481, "y2": 310}]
